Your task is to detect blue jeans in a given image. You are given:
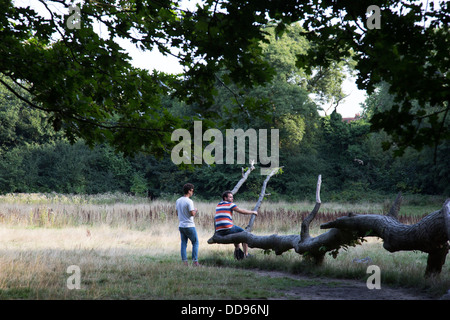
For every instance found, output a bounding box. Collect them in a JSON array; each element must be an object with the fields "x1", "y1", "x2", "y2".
[
  {"x1": 217, "y1": 225, "x2": 244, "y2": 236},
  {"x1": 179, "y1": 227, "x2": 199, "y2": 262}
]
